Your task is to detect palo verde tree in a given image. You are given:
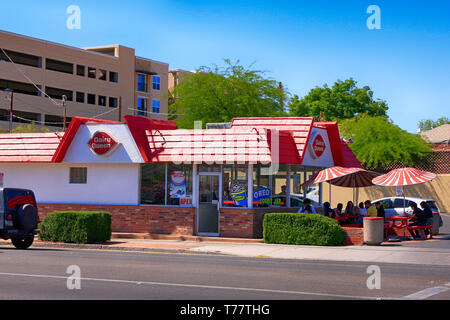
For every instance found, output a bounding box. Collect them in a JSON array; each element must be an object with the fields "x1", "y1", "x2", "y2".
[
  {"x1": 339, "y1": 114, "x2": 432, "y2": 169},
  {"x1": 288, "y1": 78, "x2": 388, "y2": 121},
  {"x1": 168, "y1": 59, "x2": 288, "y2": 128}
]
